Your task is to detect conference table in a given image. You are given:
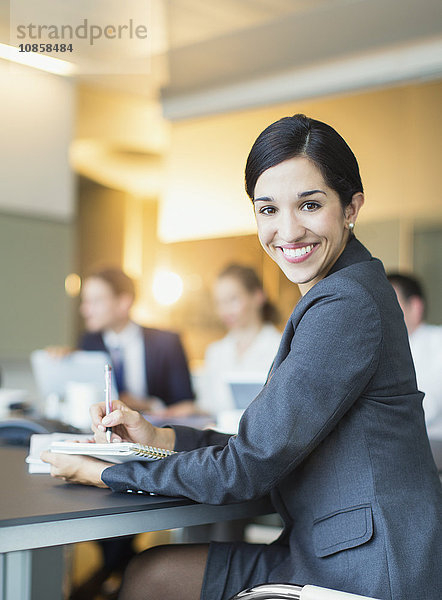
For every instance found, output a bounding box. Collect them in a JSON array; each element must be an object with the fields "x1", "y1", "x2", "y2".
[{"x1": 0, "y1": 446, "x2": 274, "y2": 600}]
